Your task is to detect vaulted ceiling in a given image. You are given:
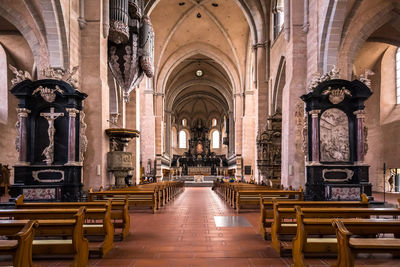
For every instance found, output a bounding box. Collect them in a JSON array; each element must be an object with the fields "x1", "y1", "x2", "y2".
[{"x1": 149, "y1": 0, "x2": 252, "y2": 98}]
